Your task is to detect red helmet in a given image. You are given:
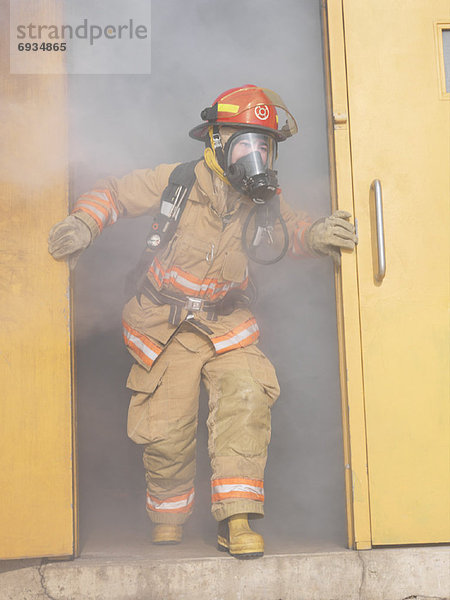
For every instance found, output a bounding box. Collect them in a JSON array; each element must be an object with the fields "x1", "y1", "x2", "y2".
[{"x1": 189, "y1": 85, "x2": 298, "y2": 142}]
